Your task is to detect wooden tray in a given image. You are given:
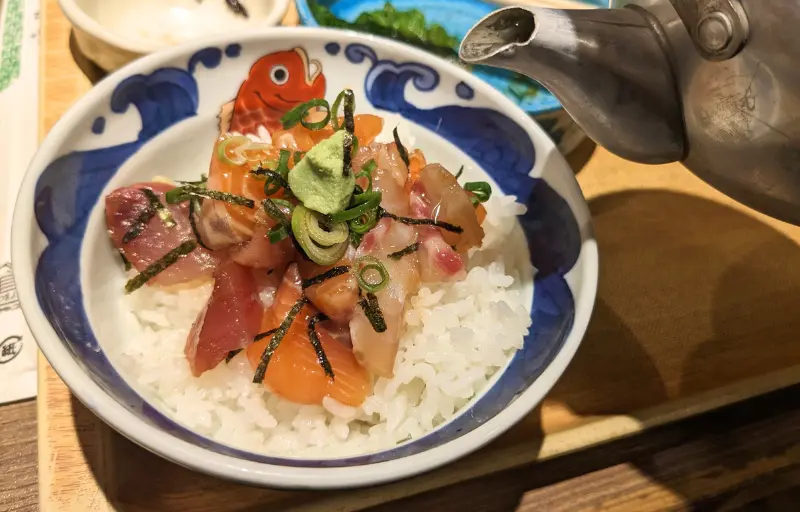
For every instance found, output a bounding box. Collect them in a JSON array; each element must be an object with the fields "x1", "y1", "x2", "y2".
[{"x1": 38, "y1": 1, "x2": 800, "y2": 510}]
